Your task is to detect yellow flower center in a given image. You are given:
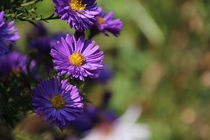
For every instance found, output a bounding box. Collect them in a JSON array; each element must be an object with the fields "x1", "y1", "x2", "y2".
[
  {"x1": 51, "y1": 95, "x2": 65, "y2": 109},
  {"x1": 69, "y1": 52, "x2": 85, "y2": 66},
  {"x1": 69, "y1": 0, "x2": 86, "y2": 12},
  {"x1": 97, "y1": 16, "x2": 105, "y2": 25}
]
